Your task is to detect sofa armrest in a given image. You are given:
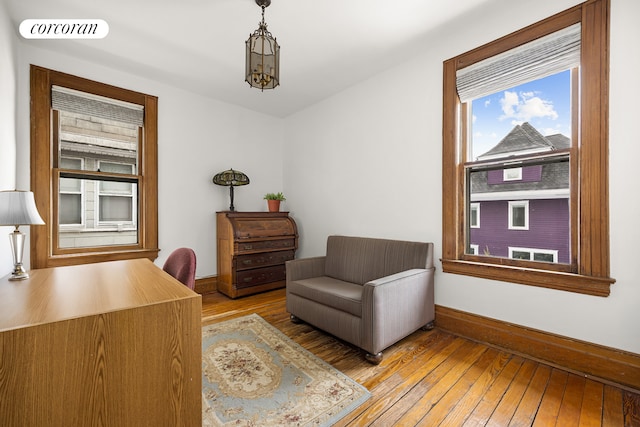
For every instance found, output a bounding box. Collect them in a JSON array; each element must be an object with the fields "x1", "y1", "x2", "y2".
[
  {"x1": 286, "y1": 256, "x2": 326, "y2": 282},
  {"x1": 361, "y1": 268, "x2": 435, "y2": 354}
]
